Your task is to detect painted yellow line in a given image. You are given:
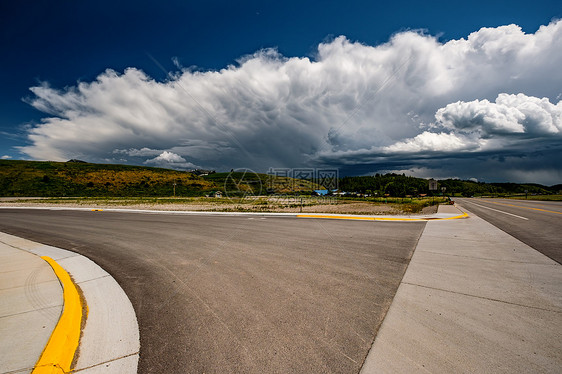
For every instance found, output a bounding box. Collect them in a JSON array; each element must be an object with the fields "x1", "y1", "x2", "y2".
[
  {"x1": 489, "y1": 201, "x2": 562, "y2": 215},
  {"x1": 296, "y1": 212, "x2": 468, "y2": 221},
  {"x1": 91, "y1": 209, "x2": 103, "y2": 212},
  {"x1": 32, "y1": 257, "x2": 84, "y2": 374}
]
